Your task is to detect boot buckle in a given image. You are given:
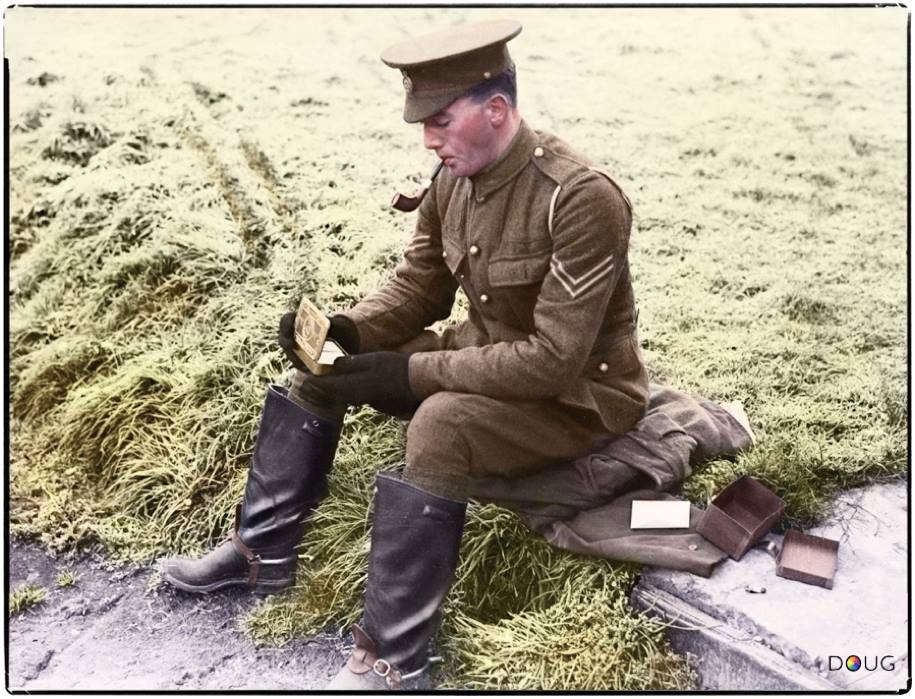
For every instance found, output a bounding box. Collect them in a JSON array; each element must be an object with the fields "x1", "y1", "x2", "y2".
[
  {"x1": 372, "y1": 659, "x2": 402, "y2": 689},
  {"x1": 372, "y1": 658, "x2": 391, "y2": 677}
]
